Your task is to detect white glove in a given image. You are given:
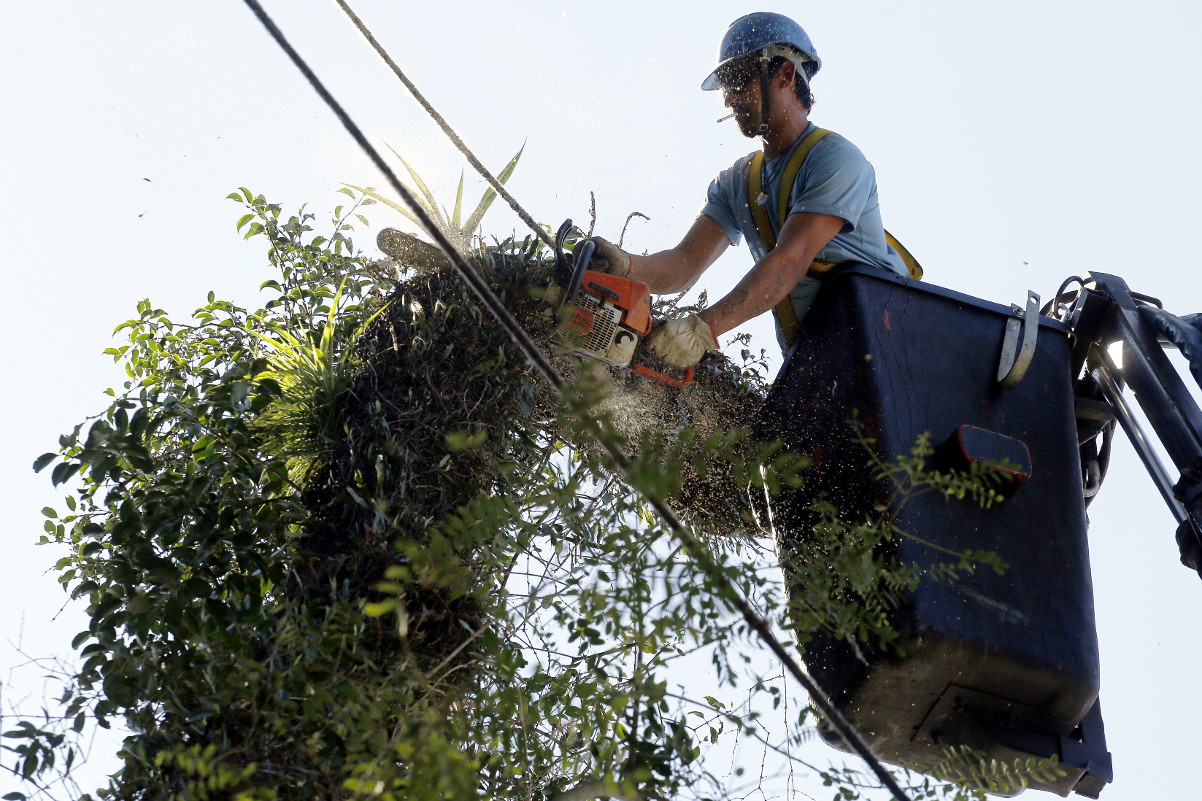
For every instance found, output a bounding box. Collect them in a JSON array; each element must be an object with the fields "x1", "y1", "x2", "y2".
[
  {"x1": 584, "y1": 237, "x2": 632, "y2": 278},
  {"x1": 647, "y1": 314, "x2": 718, "y2": 370}
]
